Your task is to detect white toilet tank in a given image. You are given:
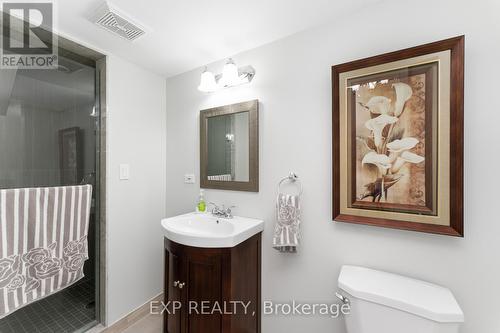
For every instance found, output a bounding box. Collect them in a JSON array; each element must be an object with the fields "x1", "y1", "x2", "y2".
[{"x1": 337, "y1": 266, "x2": 464, "y2": 333}]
